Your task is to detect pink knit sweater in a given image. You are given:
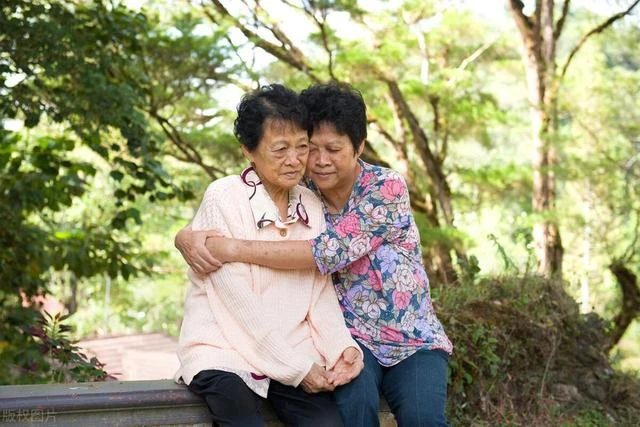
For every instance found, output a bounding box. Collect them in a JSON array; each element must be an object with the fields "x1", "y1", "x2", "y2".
[{"x1": 175, "y1": 174, "x2": 358, "y2": 389}]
